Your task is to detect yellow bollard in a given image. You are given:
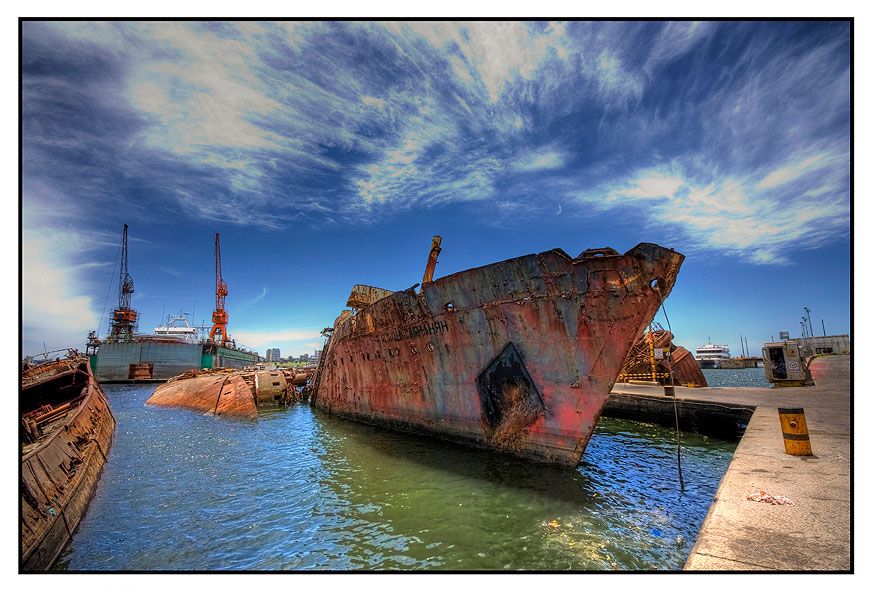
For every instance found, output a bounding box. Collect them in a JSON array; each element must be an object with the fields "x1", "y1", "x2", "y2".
[{"x1": 778, "y1": 407, "x2": 813, "y2": 456}]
